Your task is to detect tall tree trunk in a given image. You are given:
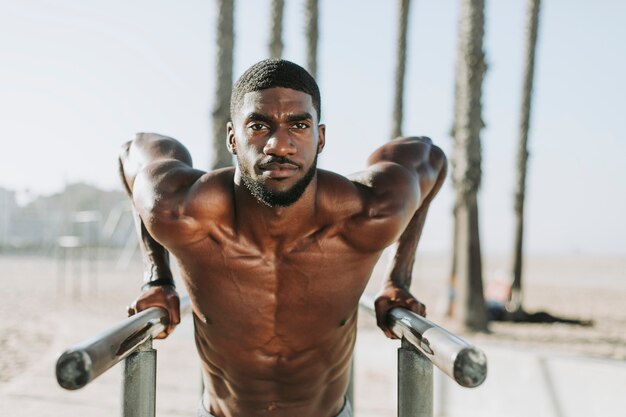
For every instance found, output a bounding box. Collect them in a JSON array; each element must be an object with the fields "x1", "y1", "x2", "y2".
[
  {"x1": 509, "y1": 0, "x2": 541, "y2": 312},
  {"x1": 268, "y1": 0, "x2": 285, "y2": 59},
  {"x1": 447, "y1": 39, "x2": 463, "y2": 318},
  {"x1": 391, "y1": 0, "x2": 412, "y2": 139},
  {"x1": 451, "y1": 0, "x2": 488, "y2": 331},
  {"x1": 211, "y1": 0, "x2": 235, "y2": 169},
  {"x1": 446, "y1": 199, "x2": 459, "y2": 317},
  {"x1": 305, "y1": 0, "x2": 319, "y2": 78}
]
